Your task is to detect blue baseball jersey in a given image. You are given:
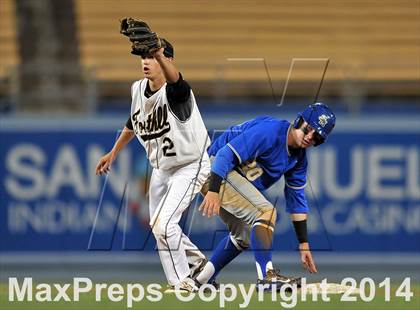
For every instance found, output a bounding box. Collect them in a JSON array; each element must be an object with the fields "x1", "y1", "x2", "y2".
[{"x1": 208, "y1": 116, "x2": 308, "y2": 213}]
